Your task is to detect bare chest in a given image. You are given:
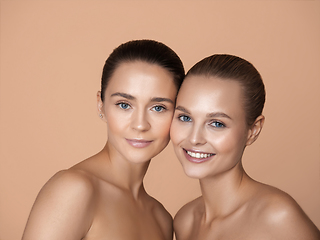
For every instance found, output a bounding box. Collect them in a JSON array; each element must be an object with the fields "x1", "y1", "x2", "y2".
[
  {"x1": 83, "y1": 188, "x2": 168, "y2": 240},
  {"x1": 183, "y1": 213, "x2": 264, "y2": 240}
]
